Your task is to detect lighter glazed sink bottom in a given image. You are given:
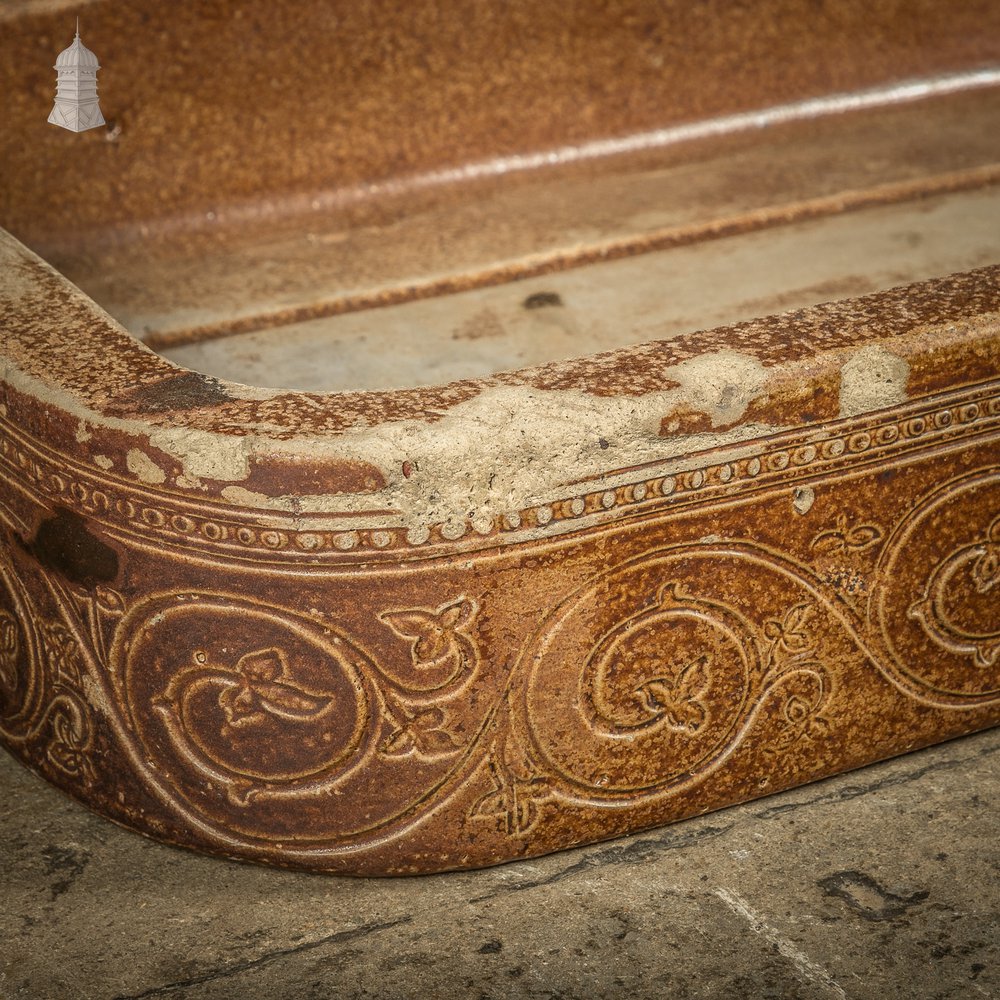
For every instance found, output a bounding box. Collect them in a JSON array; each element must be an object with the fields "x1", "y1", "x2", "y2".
[{"x1": 1, "y1": 0, "x2": 999, "y2": 874}]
